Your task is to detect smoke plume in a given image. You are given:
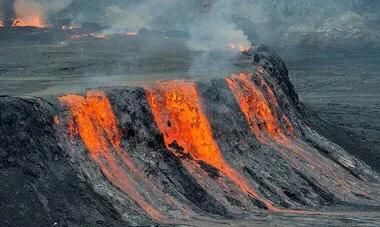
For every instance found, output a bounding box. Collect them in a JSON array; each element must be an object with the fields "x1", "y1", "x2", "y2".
[
  {"x1": 185, "y1": 0, "x2": 251, "y2": 78},
  {"x1": 102, "y1": 0, "x2": 176, "y2": 35}
]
